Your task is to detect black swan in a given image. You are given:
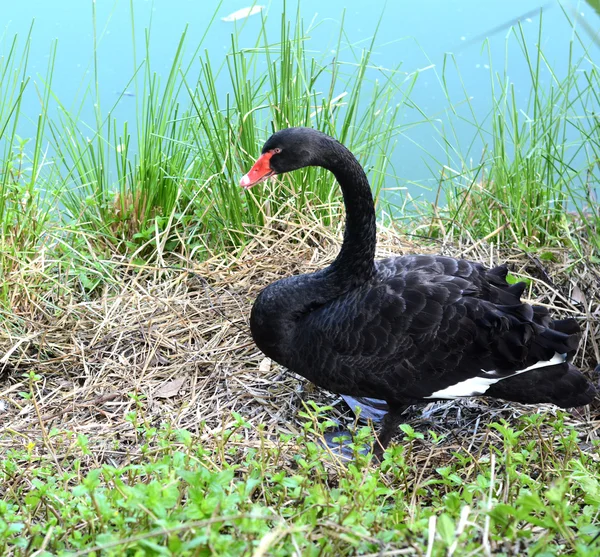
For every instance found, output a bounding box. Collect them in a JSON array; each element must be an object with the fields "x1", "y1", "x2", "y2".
[{"x1": 240, "y1": 127, "x2": 597, "y2": 459}]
